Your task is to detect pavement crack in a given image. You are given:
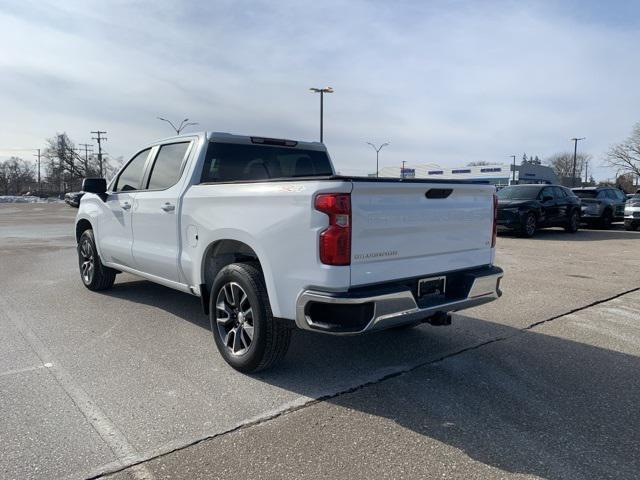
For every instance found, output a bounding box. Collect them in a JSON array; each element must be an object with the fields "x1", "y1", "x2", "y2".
[{"x1": 90, "y1": 286, "x2": 640, "y2": 479}]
